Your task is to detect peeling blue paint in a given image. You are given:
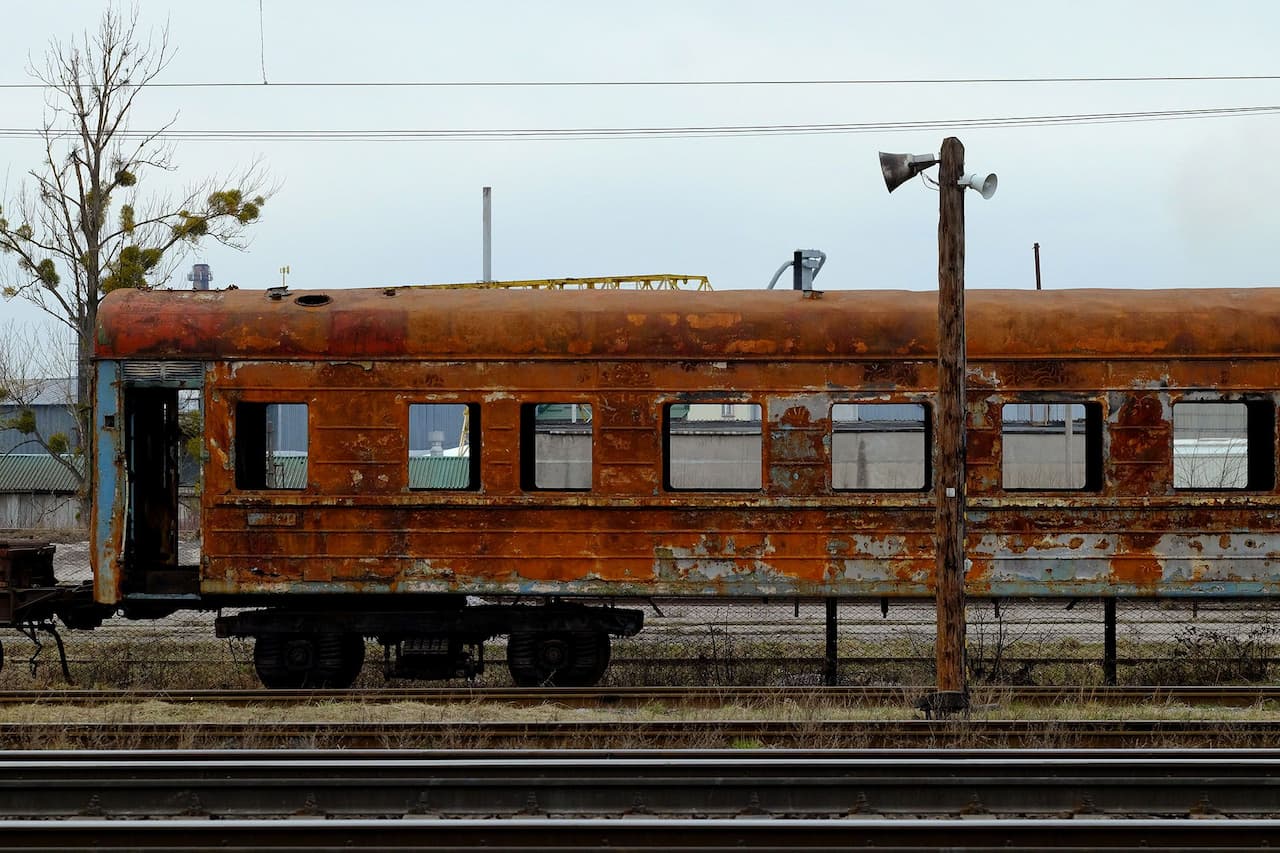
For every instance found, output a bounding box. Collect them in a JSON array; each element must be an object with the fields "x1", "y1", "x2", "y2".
[{"x1": 92, "y1": 360, "x2": 121, "y2": 604}]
